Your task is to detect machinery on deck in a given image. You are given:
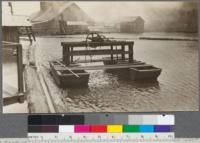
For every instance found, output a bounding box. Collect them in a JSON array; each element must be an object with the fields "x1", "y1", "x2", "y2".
[{"x1": 86, "y1": 32, "x2": 111, "y2": 43}]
